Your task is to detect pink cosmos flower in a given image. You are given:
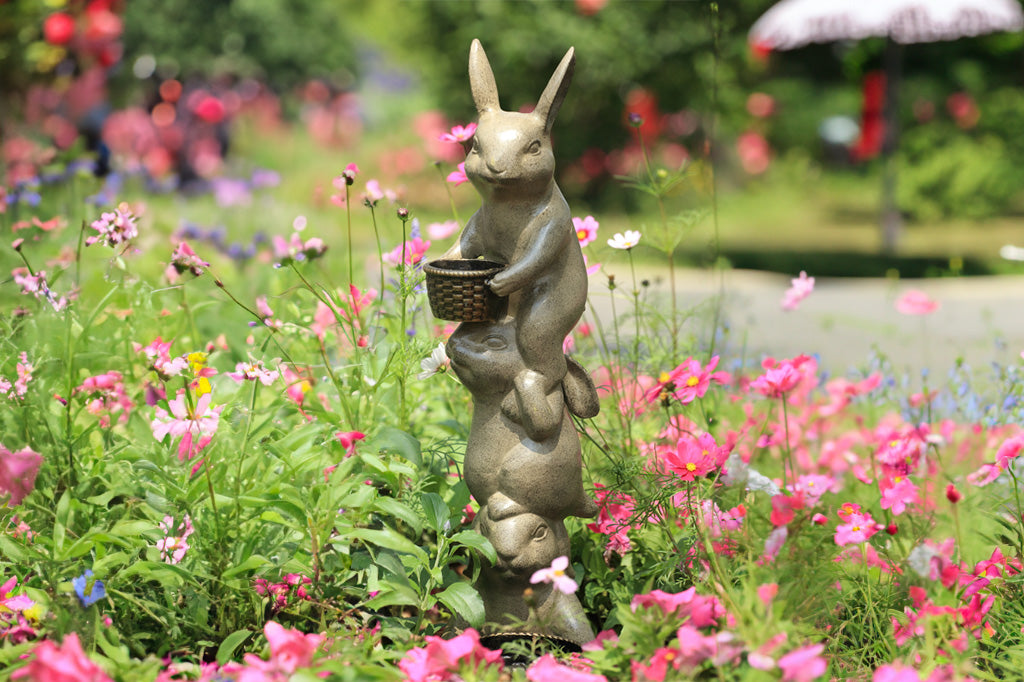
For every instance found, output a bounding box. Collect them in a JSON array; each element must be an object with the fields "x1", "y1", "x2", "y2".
[
  {"x1": 526, "y1": 654, "x2": 607, "y2": 682},
  {"x1": 630, "y1": 587, "x2": 725, "y2": 627},
  {"x1": 438, "y1": 123, "x2": 477, "y2": 143},
  {"x1": 12, "y1": 632, "x2": 113, "y2": 682},
  {"x1": 573, "y1": 216, "x2": 599, "y2": 247},
  {"x1": 895, "y1": 290, "x2": 938, "y2": 315},
  {"x1": 834, "y1": 510, "x2": 880, "y2": 546},
  {"x1": 663, "y1": 434, "x2": 718, "y2": 481},
  {"x1": 446, "y1": 162, "x2": 468, "y2": 186},
  {"x1": 873, "y1": 664, "x2": 923, "y2": 682},
  {"x1": 645, "y1": 355, "x2": 728, "y2": 405},
  {"x1": 427, "y1": 220, "x2": 460, "y2": 240},
  {"x1": 383, "y1": 236, "x2": 431, "y2": 267},
  {"x1": 879, "y1": 476, "x2": 920, "y2": 515},
  {"x1": 778, "y1": 643, "x2": 827, "y2": 682},
  {"x1": 229, "y1": 621, "x2": 324, "y2": 681},
  {"x1": 150, "y1": 390, "x2": 223, "y2": 463},
  {"x1": 751, "y1": 356, "x2": 808, "y2": 398},
  {"x1": 781, "y1": 271, "x2": 814, "y2": 311},
  {"x1": 787, "y1": 474, "x2": 840, "y2": 507},
  {"x1": 530, "y1": 555, "x2": 578, "y2": 594},
  {"x1": 11, "y1": 352, "x2": 33, "y2": 399},
  {"x1": 0, "y1": 444, "x2": 42, "y2": 506},
  {"x1": 398, "y1": 628, "x2": 503, "y2": 682}
]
